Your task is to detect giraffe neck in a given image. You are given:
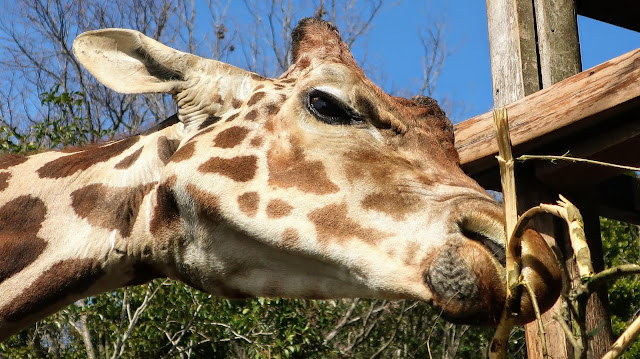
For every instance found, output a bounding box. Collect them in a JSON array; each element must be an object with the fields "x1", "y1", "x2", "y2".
[{"x1": 0, "y1": 117, "x2": 184, "y2": 339}]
